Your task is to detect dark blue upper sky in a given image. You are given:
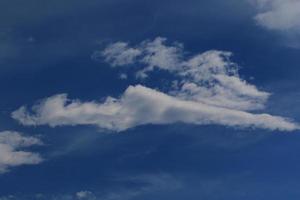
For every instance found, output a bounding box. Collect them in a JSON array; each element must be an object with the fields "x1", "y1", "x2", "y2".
[{"x1": 1, "y1": 0, "x2": 300, "y2": 199}]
